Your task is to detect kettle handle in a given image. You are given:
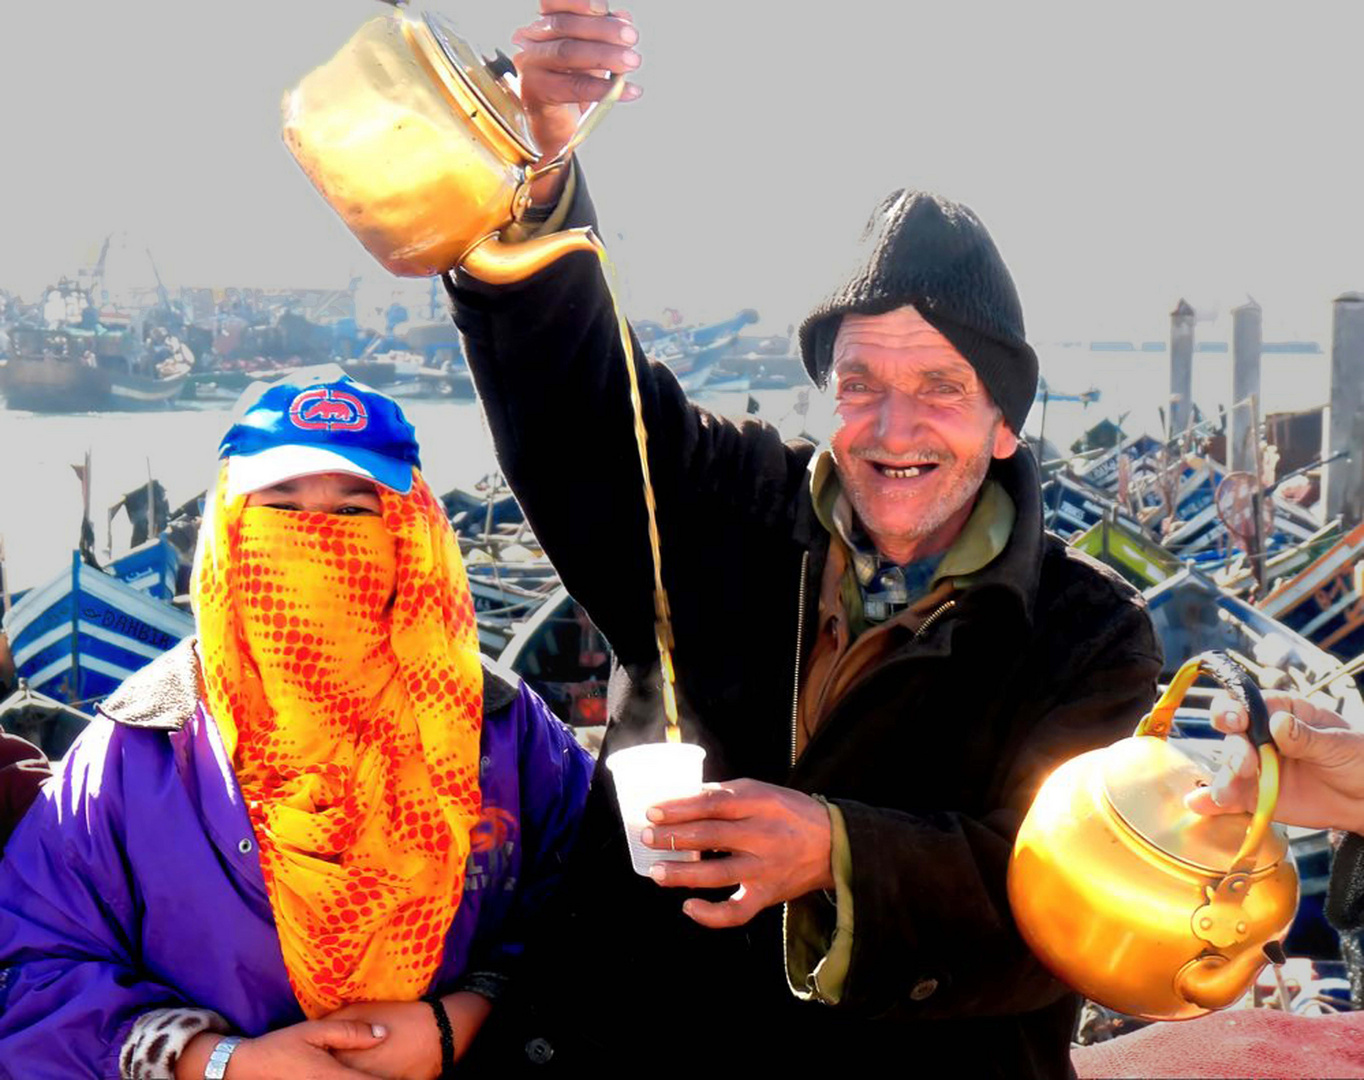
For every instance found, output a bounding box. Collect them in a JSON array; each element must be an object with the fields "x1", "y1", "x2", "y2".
[
  {"x1": 1136, "y1": 650, "x2": 1270, "y2": 747},
  {"x1": 1136, "y1": 650, "x2": 1280, "y2": 877}
]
